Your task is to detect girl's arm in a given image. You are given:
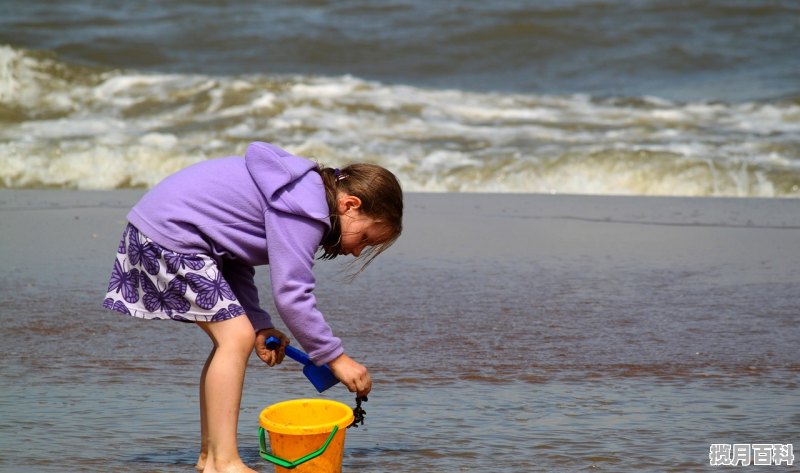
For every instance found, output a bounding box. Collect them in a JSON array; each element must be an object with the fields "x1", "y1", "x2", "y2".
[
  {"x1": 264, "y1": 208, "x2": 344, "y2": 366},
  {"x1": 222, "y1": 261, "x2": 274, "y2": 332}
]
